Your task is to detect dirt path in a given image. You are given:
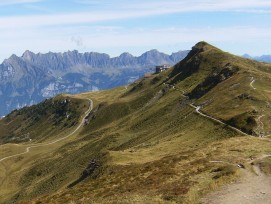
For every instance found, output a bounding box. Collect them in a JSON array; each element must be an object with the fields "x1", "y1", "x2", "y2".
[
  {"x1": 250, "y1": 77, "x2": 256, "y2": 90},
  {"x1": 1, "y1": 120, "x2": 14, "y2": 126},
  {"x1": 255, "y1": 115, "x2": 265, "y2": 137},
  {"x1": 189, "y1": 104, "x2": 249, "y2": 136},
  {"x1": 202, "y1": 160, "x2": 271, "y2": 204},
  {"x1": 167, "y1": 84, "x2": 250, "y2": 136}
]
